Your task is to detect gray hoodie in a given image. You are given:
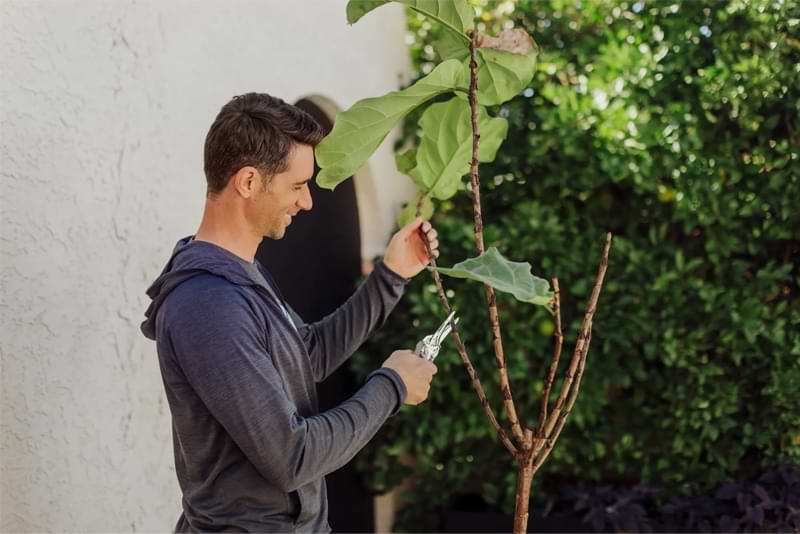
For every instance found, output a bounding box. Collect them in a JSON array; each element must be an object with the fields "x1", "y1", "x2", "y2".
[{"x1": 141, "y1": 237, "x2": 409, "y2": 532}]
